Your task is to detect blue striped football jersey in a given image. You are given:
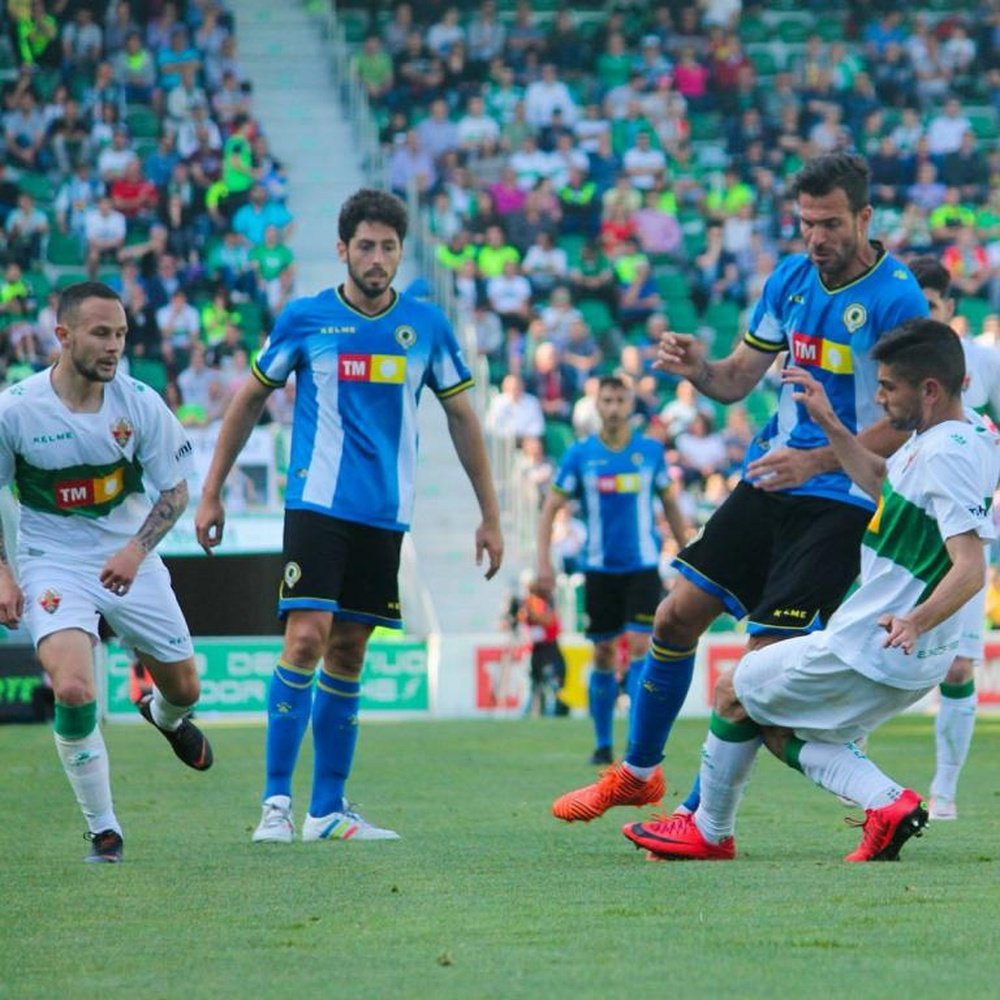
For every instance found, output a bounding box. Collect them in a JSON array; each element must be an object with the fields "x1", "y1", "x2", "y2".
[
  {"x1": 253, "y1": 287, "x2": 473, "y2": 530},
  {"x1": 743, "y1": 247, "x2": 928, "y2": 510},
  {"x1": 553, "y1": 433, "x2": 669, "y2": 572}
]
